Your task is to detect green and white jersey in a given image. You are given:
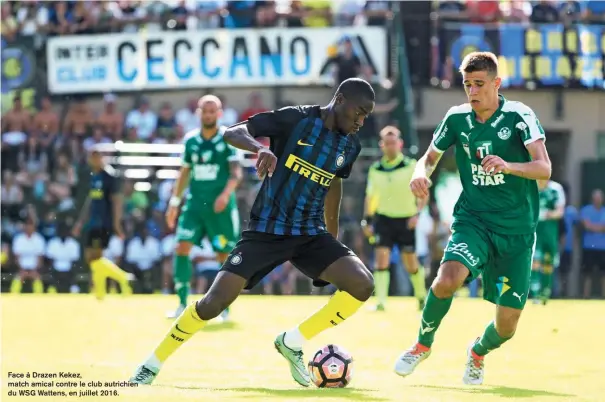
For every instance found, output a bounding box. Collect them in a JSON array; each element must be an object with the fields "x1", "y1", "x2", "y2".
[
  {"x1": 182, "y1": 127, "x2": 242, "y2": 202},
  {"x1": 431, "y1": 95, "x2": 545, "y2": 235},
  {"x1": 537, "y1": 180, "x2": 565, "y2": 234}
]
